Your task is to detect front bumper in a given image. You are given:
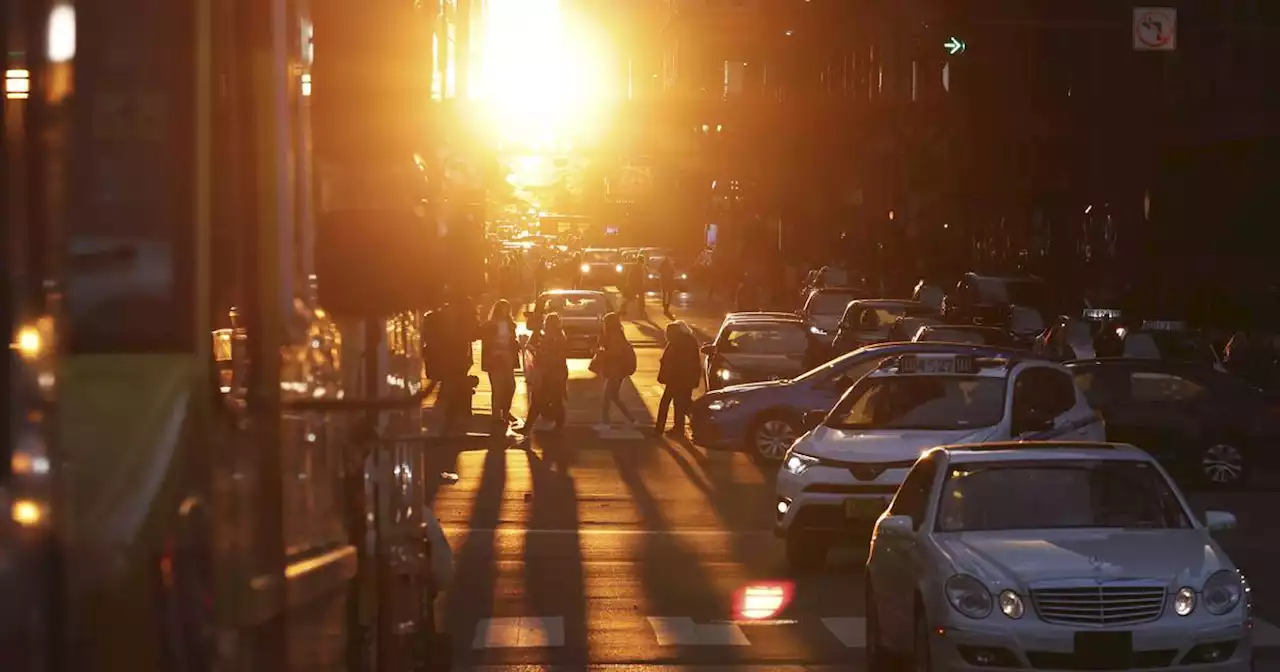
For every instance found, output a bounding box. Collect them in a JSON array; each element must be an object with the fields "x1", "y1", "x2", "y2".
[
  {"x1": 928, "y1": 612, "x2": 1253, "y2": 671},
  {"x1": 689, "y1": 404, "x2": 749, "y2": 450},
  {"x1": 774, "y1": 463, "x2": 911, "y2": 538}
]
